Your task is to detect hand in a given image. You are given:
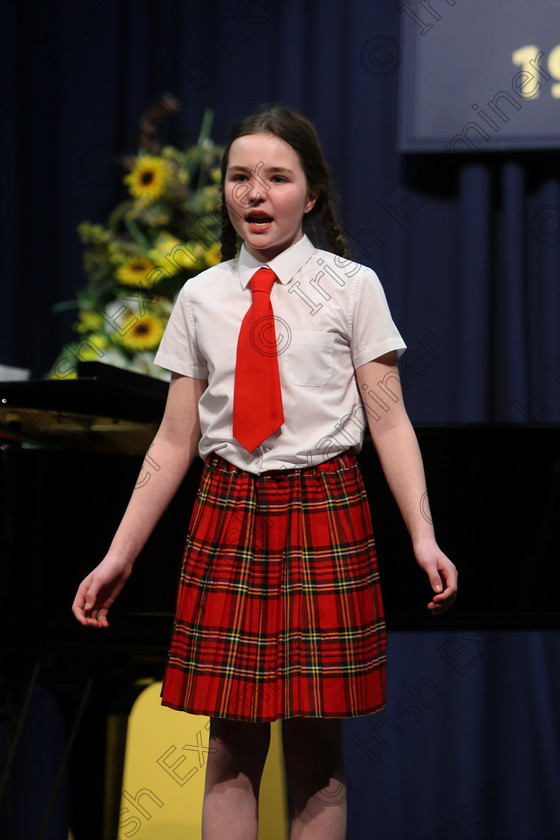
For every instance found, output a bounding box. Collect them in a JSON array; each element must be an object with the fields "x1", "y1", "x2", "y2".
[
  {"x1": 72, "y1": 556, "x2": 133, "y2": 628},
  {"x1": 413, "y1": 539, "x2": 458, "y2": 615}
]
